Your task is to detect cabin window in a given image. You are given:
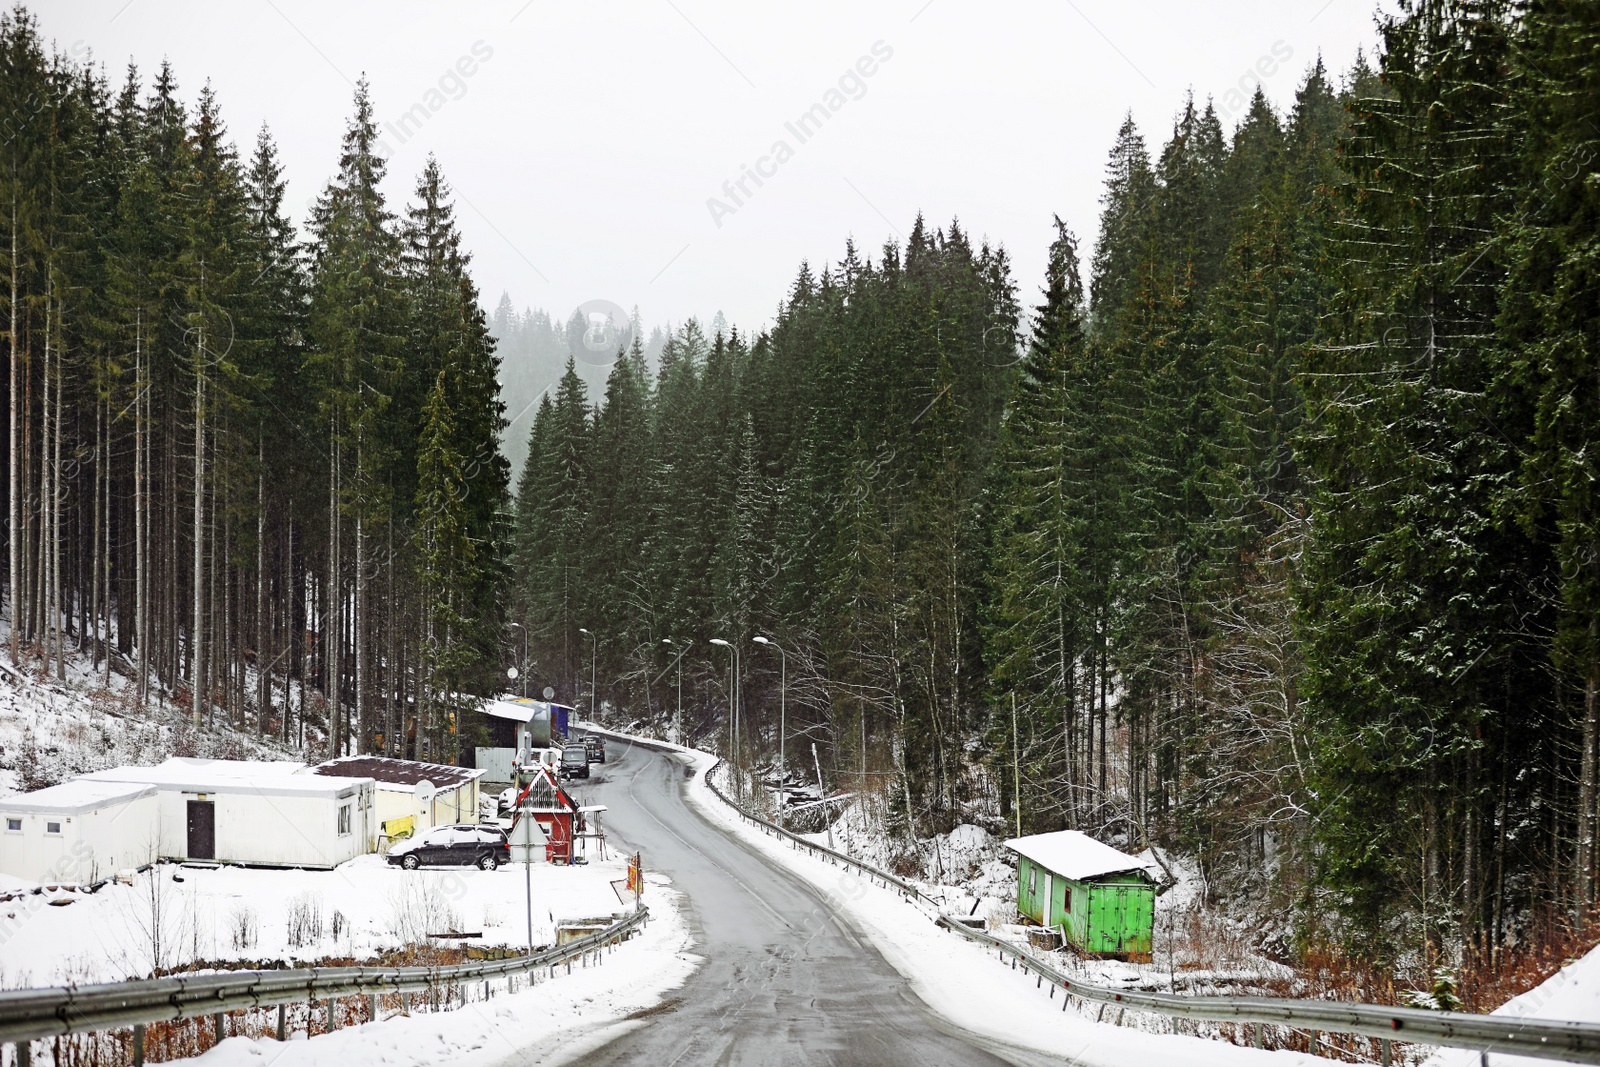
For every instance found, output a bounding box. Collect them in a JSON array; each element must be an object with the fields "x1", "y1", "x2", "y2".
[
  {"x1": 5, "y1": 818, "x2": 19, "y2": 832},
  {"x1": 337, "y1": 805, "x2": 352, "y2": 836},
  {"x1": 45, "y1": 821, "x2": 62, "y2": 835},
  {"x1": 1064, "y1": 886, "x2": 1072, "y2": 913},
  {"x1": 1028, "y1": 866, "x2": 1037, "y2": 895}
]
